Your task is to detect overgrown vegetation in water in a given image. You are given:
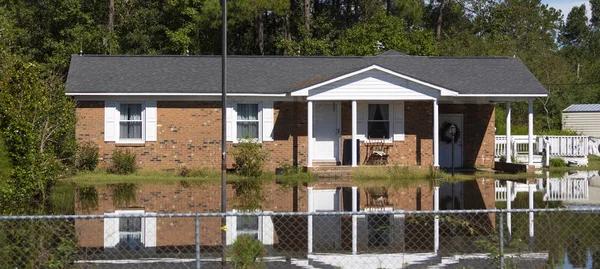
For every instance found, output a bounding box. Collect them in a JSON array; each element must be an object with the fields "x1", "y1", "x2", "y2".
[
  {"x1": 77, "y1": 185, "x2": 99, "y2": 212},
  {"x1": 49, "y1": 182, "x2": 75, "y2": 215},
  {"x1": 110, "y1": 183, "x2": 137, "y2": 207}
]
